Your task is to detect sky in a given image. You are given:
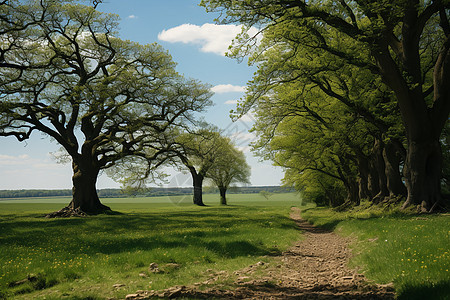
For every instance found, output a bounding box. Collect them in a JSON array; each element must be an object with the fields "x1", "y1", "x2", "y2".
[{"x1": 0, "y1": 0, "x2": 284, "y2": 190}]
